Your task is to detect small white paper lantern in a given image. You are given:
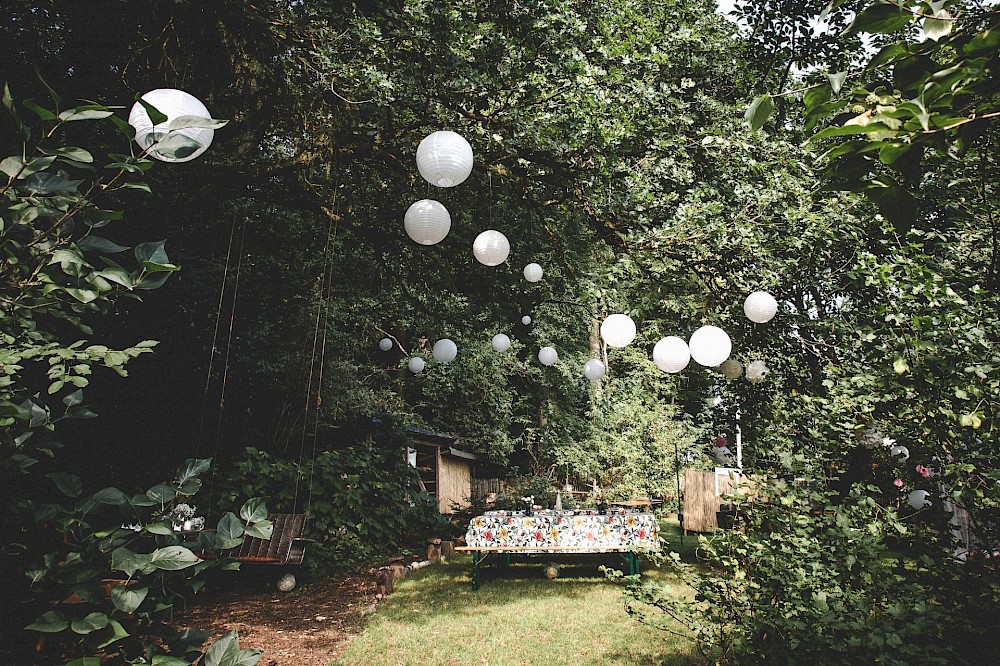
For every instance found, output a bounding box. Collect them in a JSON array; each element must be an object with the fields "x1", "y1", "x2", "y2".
[
  {"x1": 583, "y1": 359, "x2": 606, "y2": 381},
  {"x1": 746, "y1": 359, "x2": 769, "y2": 382},
  {"x1": 688, "y1": 325, "x2": 732, "y2": 367},
  {"x1": 491, "y1": 333, "x2": 511, "y2": 352},
  {"x1": 416, "y1": 130, "x2": 474, "y2": 187},
  {"x1": 719, "y1": 358, "x2": 743, "y2": 379},
  {"x1": 128, "y1": 89, "x2": 215, "y2": 163},
  {"x1": 890, "y1": 444, "x2": 910, "y2": 462},
  {"x1": 473, "y1": 230, "x2": 510, "y2": 266},
  {"x1": 404, "y1": 199, "x2": 451, "y2": 245},
  {"x1": 523, "y1": 263, "x2": 544, "y2": 283},
  {"x1": 744, "y1": 291, "x2": 778, "y2": 324},
  {"x1": 378, "y1": 337, "x2": 393, "y2": 351},
  {"x1": 408, "y1": 357, "x2": 425, "y2": 374},
  {"x1": 908, "y1": 489, "x2": 931, "y2": 510},
  {"x1": 432, "y1": 338, "x2": 457, "y2": 363},
  {"x1": 652, "y1": 336, "x2": 690, "y2": 373},
  {"x1": 538, "y1": 346, "x2": 558, "y2": 366},
  {"x1": 521, "y1": 315, "x2": 532, "y2": 325},
  {"x1": 600, "y1": 314, "x2": 637, "y2": 348}
]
